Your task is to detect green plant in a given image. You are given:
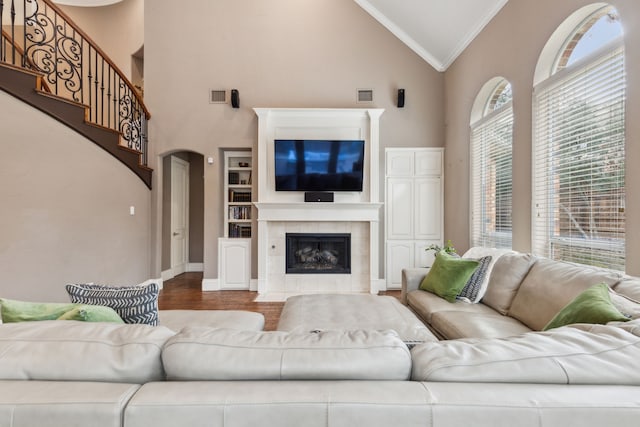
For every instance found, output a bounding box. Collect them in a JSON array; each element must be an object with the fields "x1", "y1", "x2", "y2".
[{"x1": 426, "y1": 239, "x2": 457, "y2": 255}]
